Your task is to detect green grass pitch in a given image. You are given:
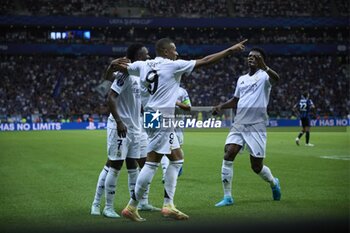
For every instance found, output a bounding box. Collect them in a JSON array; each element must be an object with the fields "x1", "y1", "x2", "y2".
[{"x1": 0, "y1": 128, "x2": 349, "y2": 232}]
